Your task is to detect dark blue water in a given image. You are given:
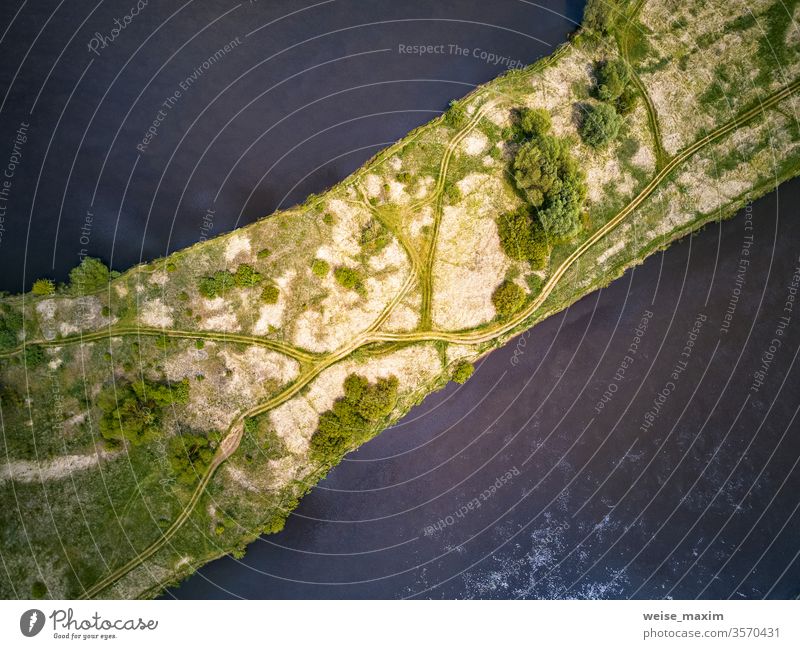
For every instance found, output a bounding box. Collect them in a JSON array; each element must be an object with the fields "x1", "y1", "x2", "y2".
[
  {"x1": 0, "y1": 0, "x2": 583, "y2": 292},
  {"x1": 2, "y1": 0, "x2": 799, "y2": 600}
]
